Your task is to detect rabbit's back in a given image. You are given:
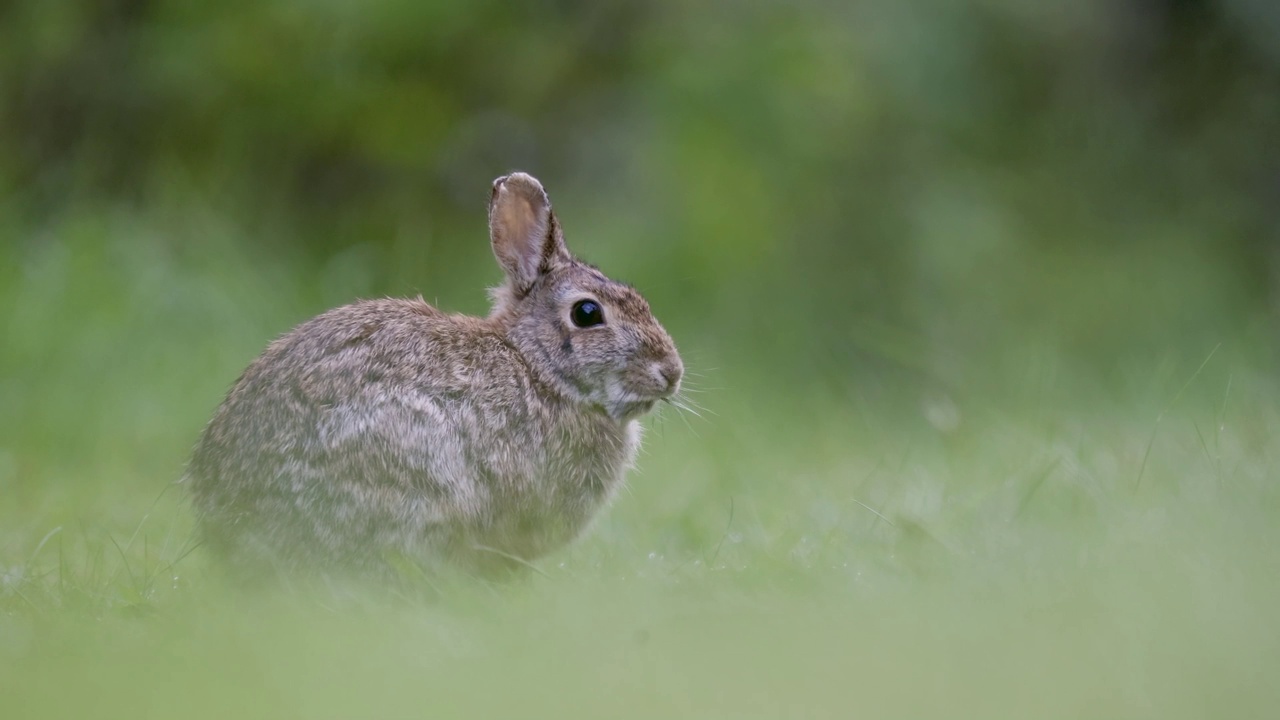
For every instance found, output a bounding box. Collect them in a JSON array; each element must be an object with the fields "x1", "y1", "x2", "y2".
[{"x1": 187, "y1": 298, "x2": 635, "y2": 576}]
